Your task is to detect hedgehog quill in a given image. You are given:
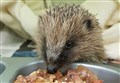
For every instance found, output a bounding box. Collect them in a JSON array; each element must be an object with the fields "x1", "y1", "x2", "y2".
[{"x1": 35, "y1": 4, "x2": 107, "y2": 74}]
